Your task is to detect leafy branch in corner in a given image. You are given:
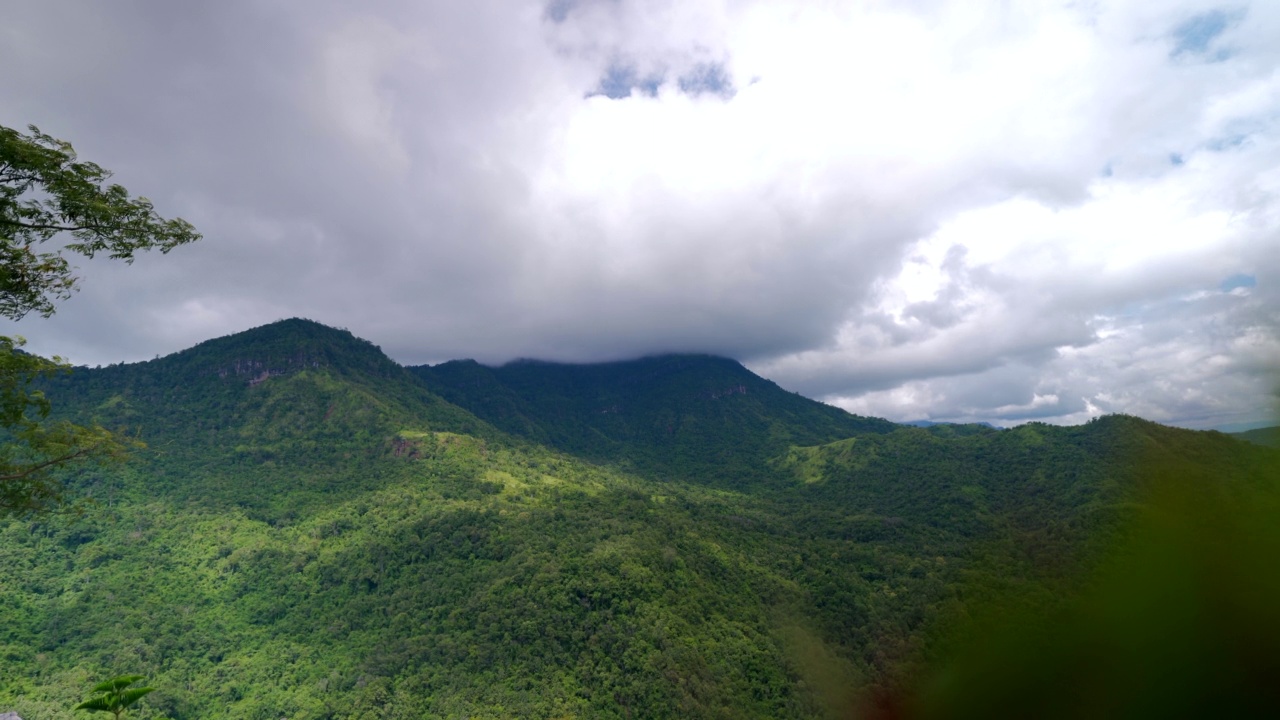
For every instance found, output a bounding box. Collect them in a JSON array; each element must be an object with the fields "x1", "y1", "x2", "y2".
[
  {"x1": 1, "y1": 123, "x2": 199, "y2": 515},
  {"x1": 75, "y1": 676, "x2": 156, "y2": 720}
]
